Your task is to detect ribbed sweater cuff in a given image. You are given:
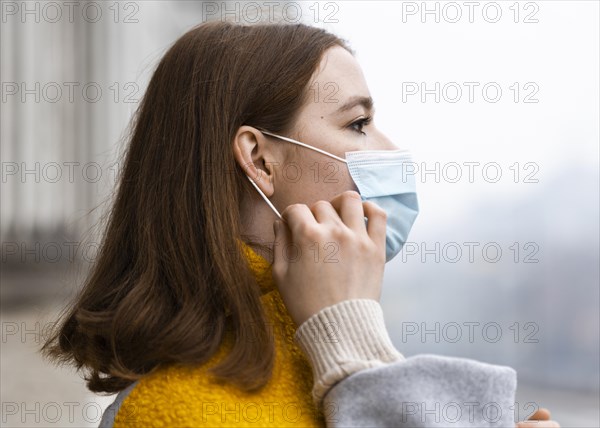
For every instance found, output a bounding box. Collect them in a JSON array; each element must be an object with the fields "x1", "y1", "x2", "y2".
[{"x1": 293, "y1": 299, "x2": 404, "y2": 408}]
